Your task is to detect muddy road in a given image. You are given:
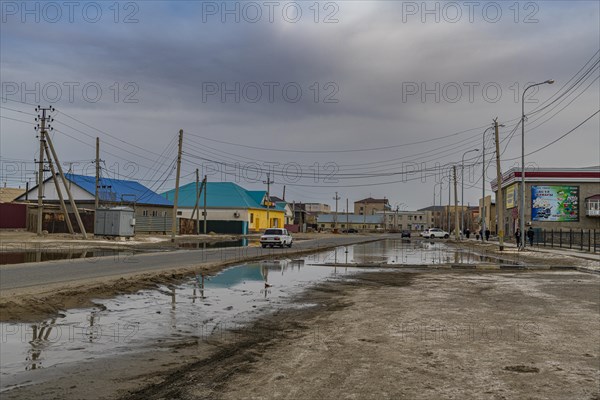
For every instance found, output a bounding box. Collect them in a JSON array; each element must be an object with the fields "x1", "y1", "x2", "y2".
[{"x1": 3, "y1": 268, "x2": 598, "y2": 400}]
